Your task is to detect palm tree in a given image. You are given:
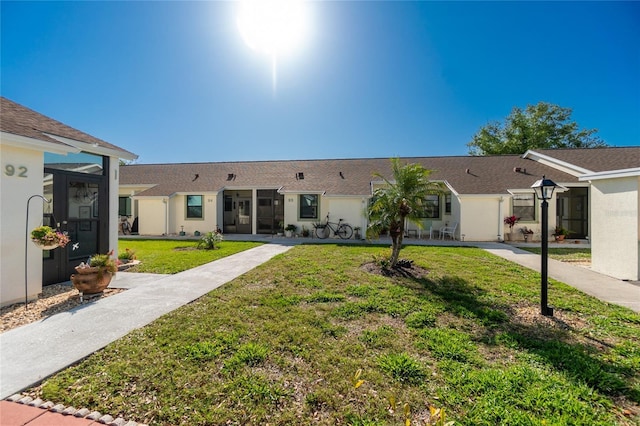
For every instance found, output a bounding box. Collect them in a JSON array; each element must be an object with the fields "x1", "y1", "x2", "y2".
[{"x1": 366, "y1": 158, "x2": 444, "y2": 267}]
